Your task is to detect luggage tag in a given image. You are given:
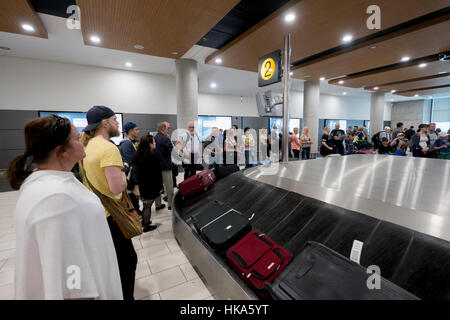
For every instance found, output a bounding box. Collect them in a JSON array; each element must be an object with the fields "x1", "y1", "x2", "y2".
[{"x1": 350, "y1": 240, "x2": 363, "y2": 264}]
